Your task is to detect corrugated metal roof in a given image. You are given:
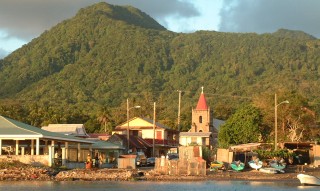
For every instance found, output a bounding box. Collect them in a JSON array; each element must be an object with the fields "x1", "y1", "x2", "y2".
[
  {"x1": 229, "y1": 143, "x2": 263, "y2": 150},
  {"x1": 0, "y1": 116, "x2": 41, "y2": 136},
  {"x1": 42, "y1": 124, "x2": 89, "y2": 137},
  {"x1": 0, "y1": 115, "x2": 93, "y2": 143},
  {"x1": 81, "y1": 140, "x2": 124, "y2": 150}
]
